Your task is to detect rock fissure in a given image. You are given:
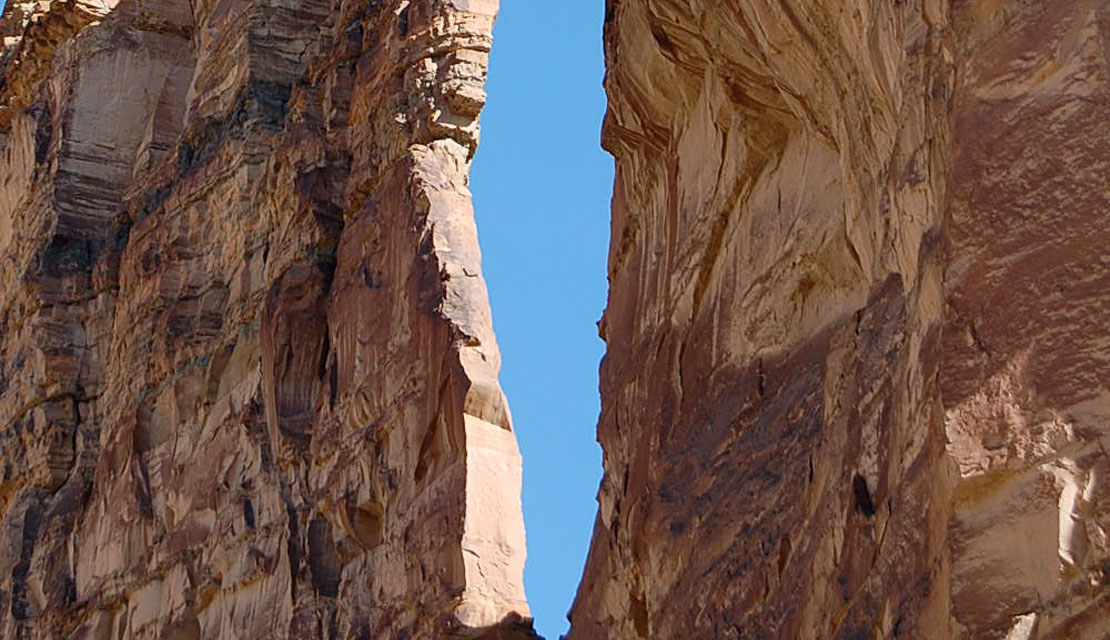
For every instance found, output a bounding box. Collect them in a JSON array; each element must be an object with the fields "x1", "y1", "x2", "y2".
[{"x1": 1, "y1": 0, "x2": 1108, "y2": 638}]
